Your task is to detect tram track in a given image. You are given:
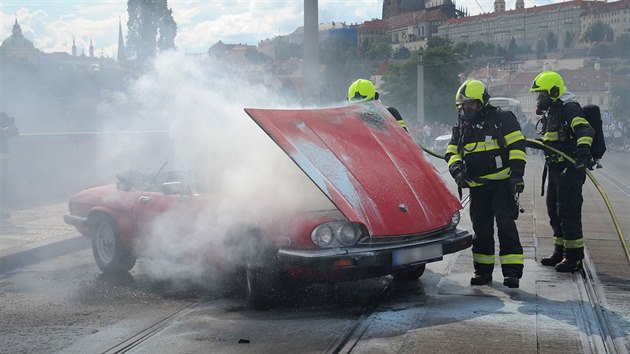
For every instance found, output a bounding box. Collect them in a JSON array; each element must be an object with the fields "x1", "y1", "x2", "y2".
[
  {"x1": 580, "y1": 253, "x2": 628, "y2": 354},
  {"x1": 594, "y1": 168, "x2": 630, "y2": 198},
  {"x1": 94, "y1": 169, "x2": 624, "y2": 354},
  {"x1": 576, "y1": 163, "x2": 629, "y2": 353},
  {"x1": 101, "y1": 302, "x2": 199, "y2": 354}
]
